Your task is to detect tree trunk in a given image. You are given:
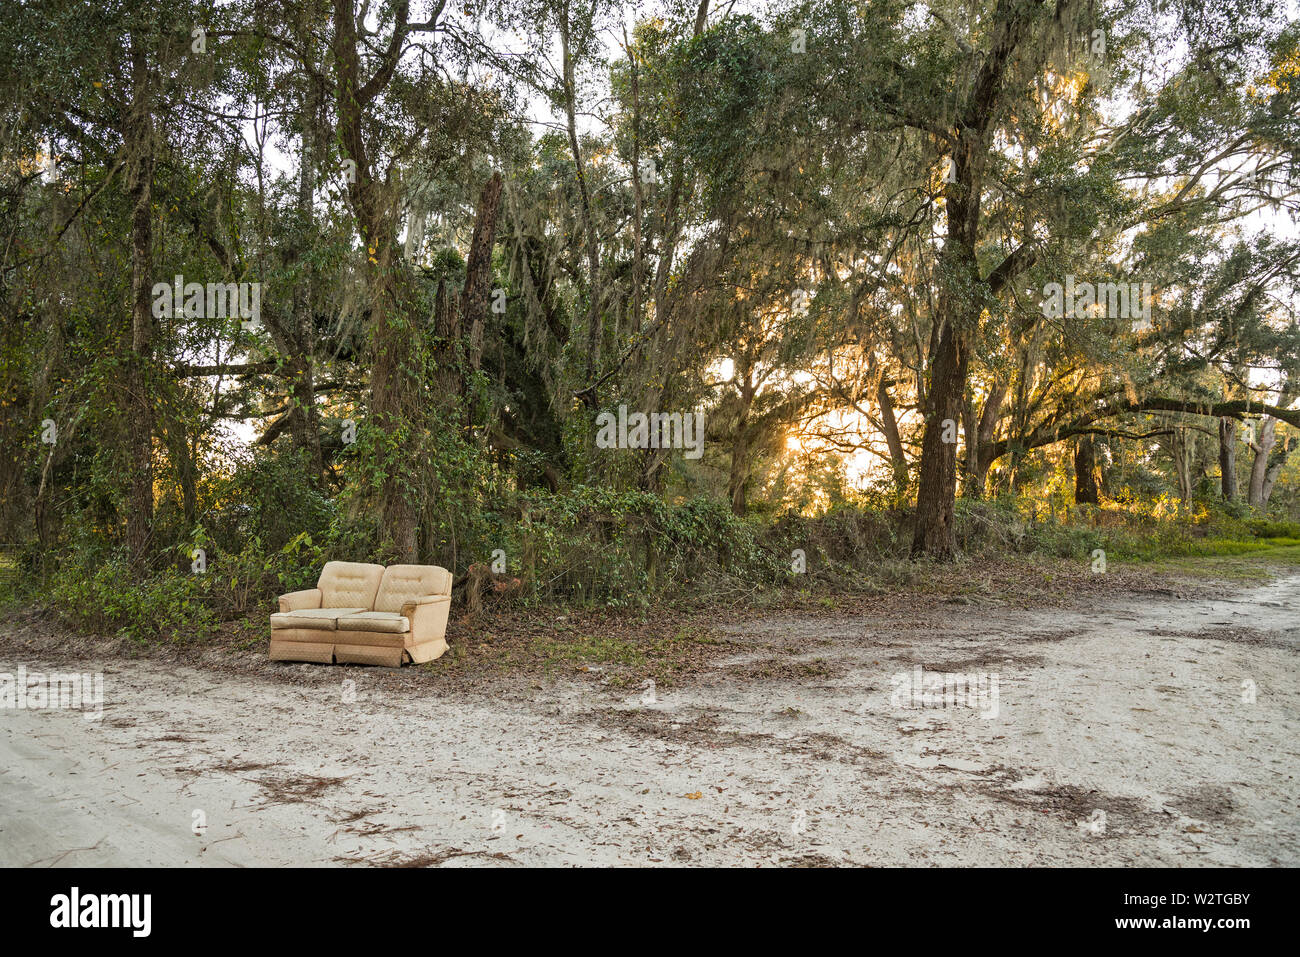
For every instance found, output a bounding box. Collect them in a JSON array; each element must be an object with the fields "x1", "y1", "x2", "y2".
[
  {"x1": 694, "y1": 0, "x2": 710, "y2": 34},
  {"x1": 1248, "y1": 417, "x2": 1276, "y2": 507},
  {"x1": 911, "y1": 315, "x2": 967, "y2": 558},
  {"x1": 1096, "y1": 437, "x2": 1112, "y2": 498},
  {"x1": 461, "y1": 171, "x2": 503, "y2": 373},
  {"x1": 728, "y1": 429, "x2": 749, "y2": 516},
  {"x1": 1073, "y1": 435, "x2": 1100, "y2": 504},
  {"x1": 911, "y1": 0, "x2": 1042, "y2": 556},
  {"x1": 729, "y1": 368, "x2": 756, "y2": 516},
  {"x1": 1261, "y1": 434, "x2": 1289, "y2": 506},
  {"x1": 963, "y1": 379, "x2": 1007, "y2": 499},
  {"x1": 1217, "y1": 416, "x2": 1237, "y2": 501},
  {"x1": 369, "y1": 257, "x2": 420, "y2": 562},
  {"x1": 331, "y1": 0, "x2": 423, "y2": 561},
  {"x1": 285, "y1": 353, "x2": 322, "y2": 479},
  {"x1": 911, "y1": 116, "x2": 980, "y2": 556},
  {"x1": 559, "y1": 10, "x2": 602, "y2": 383},
  {"x1": 432, "y1": 277, "x2": 459, "y2": 401},
  {"x1": 1172, "y1": 428, "x2": 1195, "y2": 504},
  {"x1": 288, "y1": 82, "x2": 323, "y2": 481},
  {"x1": 961, "y1": 394, "x2": 978, "y2": 492},
  {"x1": 876, "y1": 377, "x2": 908, "y2": 491},
  {"x1": 124, "y1": 38, "x2": 155, "y2": 562}
]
